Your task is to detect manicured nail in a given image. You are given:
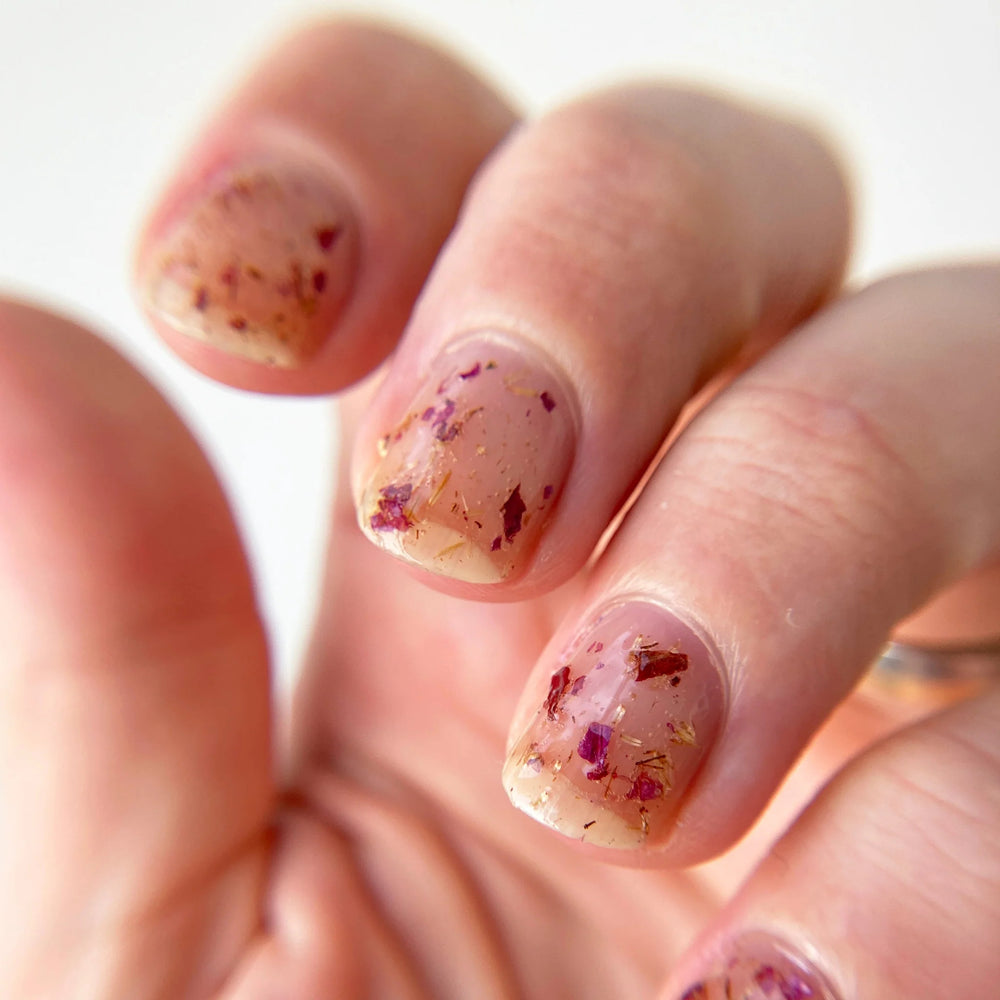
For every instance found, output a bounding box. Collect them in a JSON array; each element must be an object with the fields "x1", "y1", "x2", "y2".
[
  {"x1": 357, "y1": 335, "x2": 576, "y2": 583},
  {"x1": 677, "y1": 933, "x2": 839, "y2": 1000},
  {"x1": 503, "y1": 600, "x2": 724, "y2": 848},
  {"x1": 140, "y1": 157, "x2": 359, "y2": 367}
]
